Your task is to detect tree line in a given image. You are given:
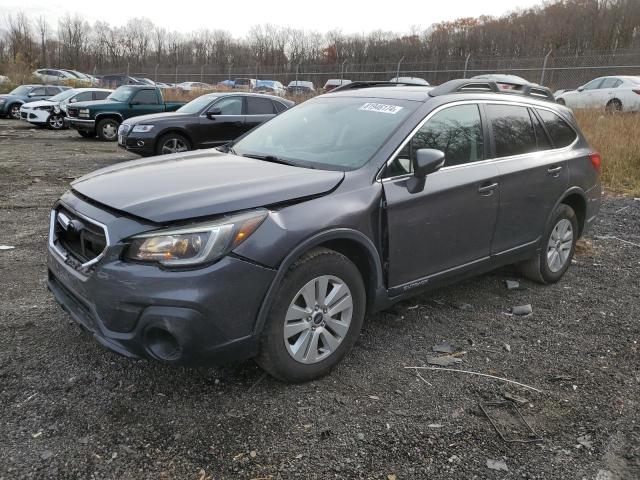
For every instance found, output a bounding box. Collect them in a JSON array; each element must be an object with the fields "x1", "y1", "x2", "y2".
[{"x1": 0, "y1": 0, "x2": 638, "y2": 77}]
